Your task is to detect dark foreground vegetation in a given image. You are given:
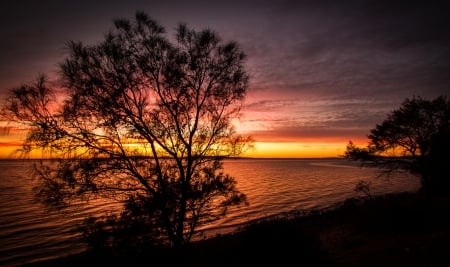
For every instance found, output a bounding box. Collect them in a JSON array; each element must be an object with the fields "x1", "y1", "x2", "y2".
[{"x1": 24, "y1": 191, "x2": 450, "y2": 266}]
